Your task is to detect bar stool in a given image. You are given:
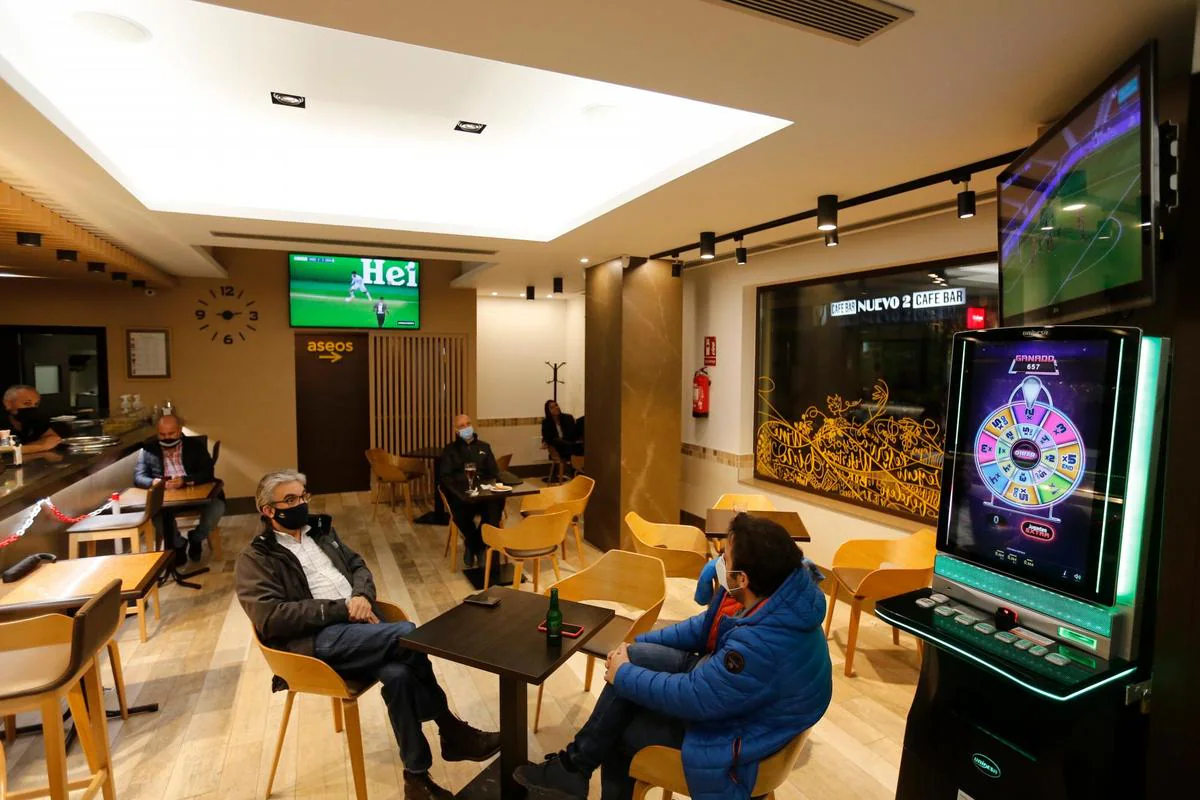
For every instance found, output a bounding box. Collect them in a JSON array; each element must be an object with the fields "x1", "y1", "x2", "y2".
[
  {"x1": 0, "y1": 580, "x2": 123, "y2": 800},
  {"x1": 67, "y1": 480, "x2": 165, "y2": 558}
]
